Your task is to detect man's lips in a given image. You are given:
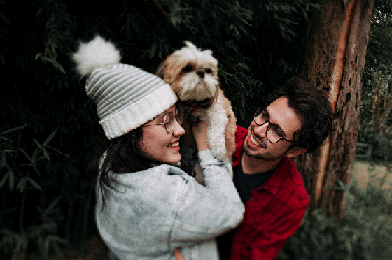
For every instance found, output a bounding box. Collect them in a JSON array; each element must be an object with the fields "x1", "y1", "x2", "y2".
[{"x1": 248, "y1": 129, "x2": 266, "y2": 149}]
